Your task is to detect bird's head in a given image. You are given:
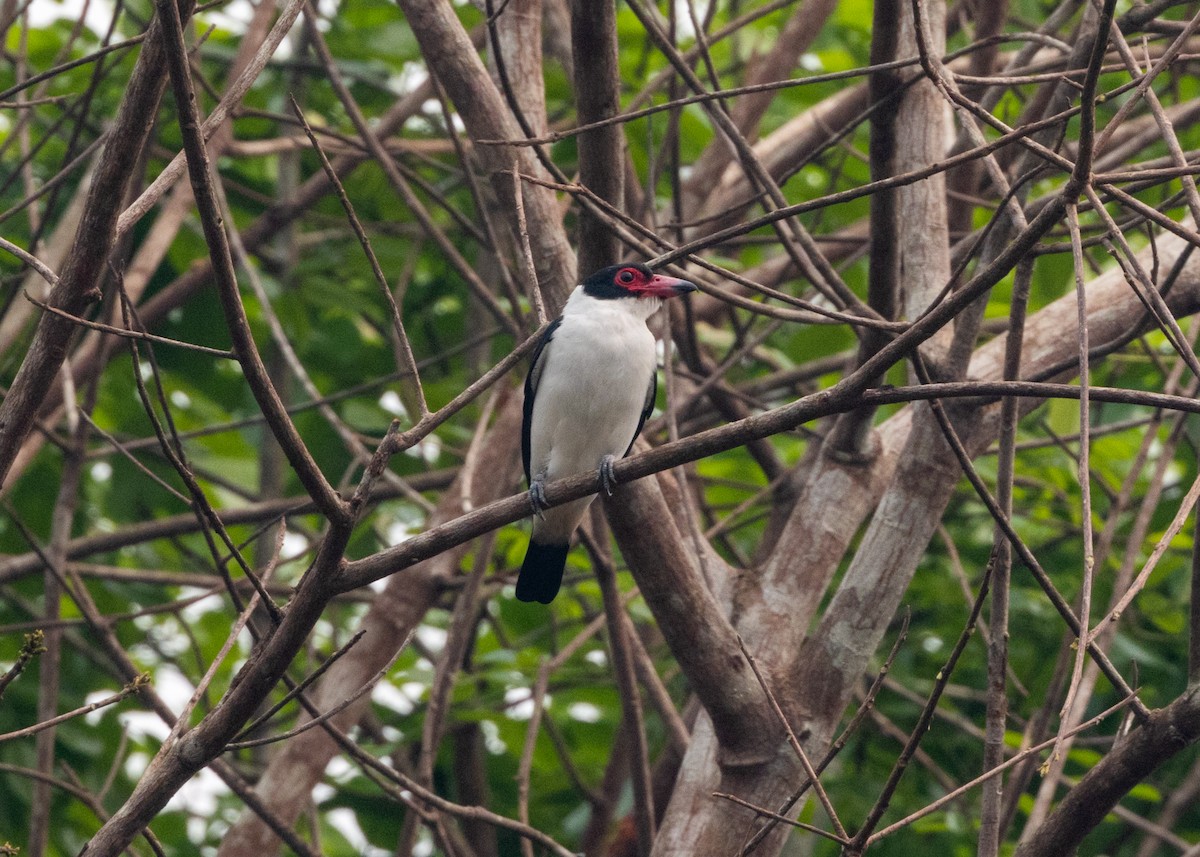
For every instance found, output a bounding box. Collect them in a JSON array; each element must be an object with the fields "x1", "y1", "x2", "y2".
[{"x1": 580, "y1": 263, "x2": 697, "y2": 301}]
